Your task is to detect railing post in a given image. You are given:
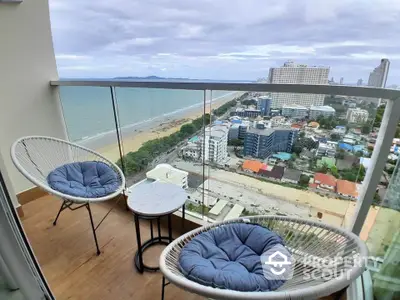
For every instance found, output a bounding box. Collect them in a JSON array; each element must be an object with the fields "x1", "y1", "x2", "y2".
[{"x1": 351, "y1": 98, "x2": 400, "y2": 235}]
